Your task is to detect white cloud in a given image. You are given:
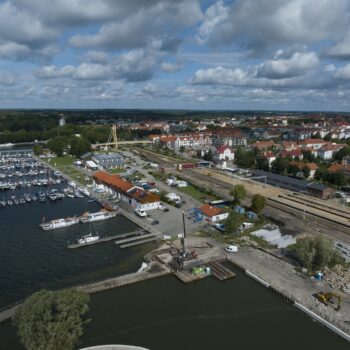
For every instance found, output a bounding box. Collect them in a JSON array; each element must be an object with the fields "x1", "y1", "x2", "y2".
[
  {"x1": 196, "y1": 1, "x2": 229, "y2": 44},
  {"x1": 255, "y1": 51, "x2": 319, "y2": 79},
  {"x1": 200, "y1": 0, "x2": 350, "y2": 51},
  {"x1": 191, "y1": 66, "x2": 248, "y2": 85},
  {"x1": 69, "y1": 0, "x2": 202, "y2": 50},
  {"x1": 35, "y1": 65, "x2": 75, "y2": 78},
  {"x1": 334, "y1": 64, "x2": 350, "y2": 79},
  {"x1": 161, "y1": 61, "x2": 184, "y2": 73},
  {"x1": 325, "y1": 33, "x2": 350, "y2": 59}
]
